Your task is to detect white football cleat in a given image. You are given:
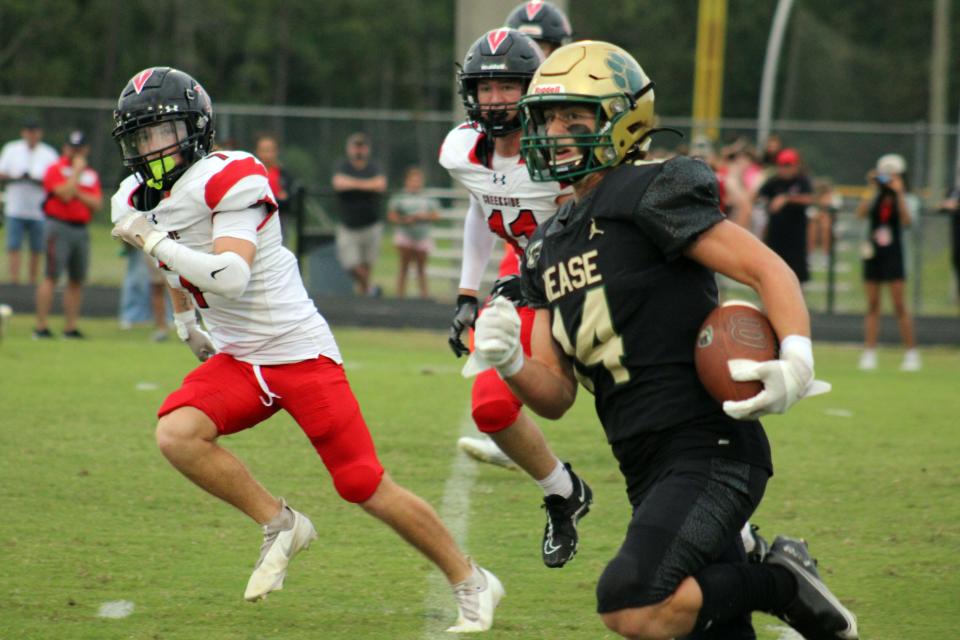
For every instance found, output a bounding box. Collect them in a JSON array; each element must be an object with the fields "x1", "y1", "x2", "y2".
[
  {"x1": 446, "y1": 563, "x2": 505, "y2": 633},
  {"x1": 244, "y1": 504, "x2": 318, "y2": 602},
  {"x1": 457, "y1": 436, "x2": 518, "y2": 471}
]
